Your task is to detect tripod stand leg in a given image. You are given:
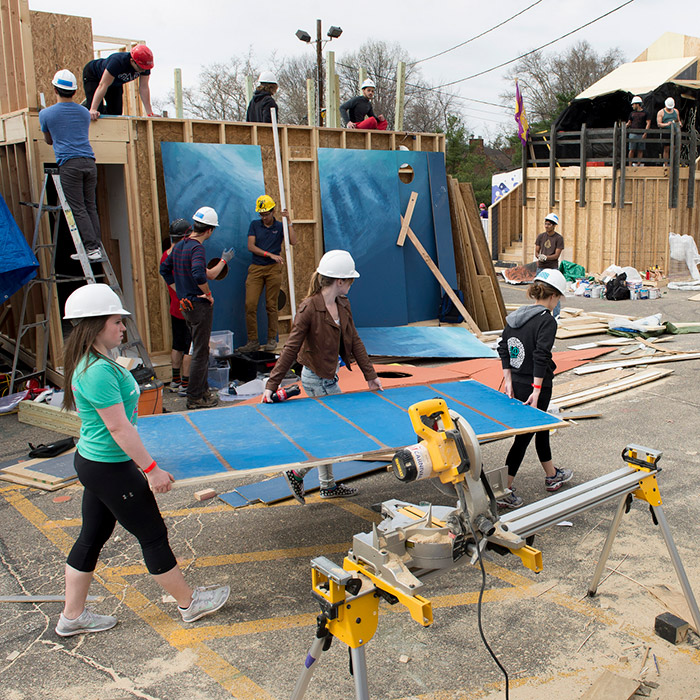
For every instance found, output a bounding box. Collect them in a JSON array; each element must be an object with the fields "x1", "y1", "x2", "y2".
[
  {"x1": 653, "y1": 504, "x2": 700, "y2": 633},
  {"x1": 588, "y1": 494, "x2": 628, "y2": 596},
  {"x1": 349, "y1": 646, "x2": 370, "y2": 700},
  {"x1": 291, "y1": 617, "x2": 331, "y2": 700}
]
